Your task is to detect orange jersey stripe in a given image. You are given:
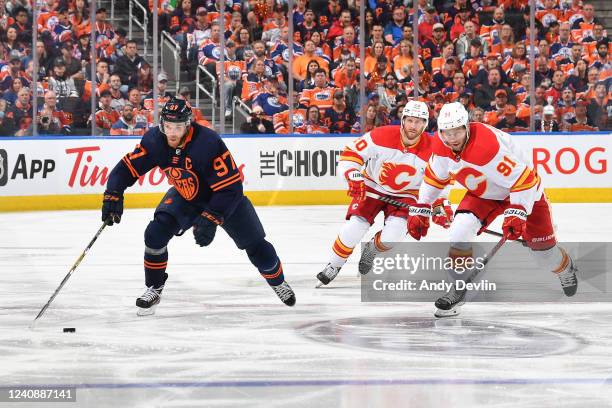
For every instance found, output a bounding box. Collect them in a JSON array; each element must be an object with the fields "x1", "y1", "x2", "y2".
[
  {"x1": 339, "y1": 156, "x2": 365, "y2": 166},
  {"x1": 211, "y1": 173, "x2": 242, "y2": 192},
  {"x1": 424, "y1": 164, "x2": 451, "y2": 188},
  {"x1": 122, "y1": 156, "x2": 139, "y2": 178},
  {"x1": 510, "y1": 168, "x2": 531, "y2": 190},
  {"x1": 511, "y1": 168, "x2": 539, "y2": 192},
  {"x1": 424, "y1": 175, "x2": 447, "y2": 189},
  {"x1": 210, "y1": 173, "x2": 241, "y2": 190}
]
